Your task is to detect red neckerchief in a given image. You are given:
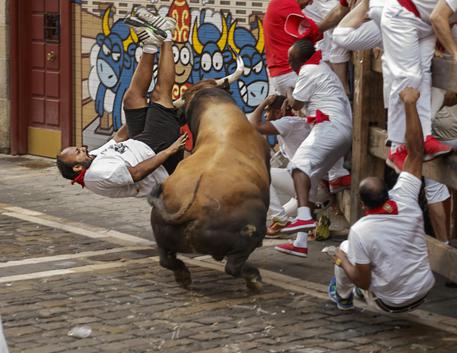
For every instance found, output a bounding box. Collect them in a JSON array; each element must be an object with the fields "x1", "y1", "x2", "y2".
[
  {"x1": 295, "y1": 50, "x2": 322, "y2": 74},
  {"x1": 71, "y1": 169, "x2": 87, "y2": 188},
  {"x1": 364, "y1": 200, "x2": 399, "y2": 216},
  {"x1": 306, "y1": 109, "x2": 329, "y2": 124}
]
